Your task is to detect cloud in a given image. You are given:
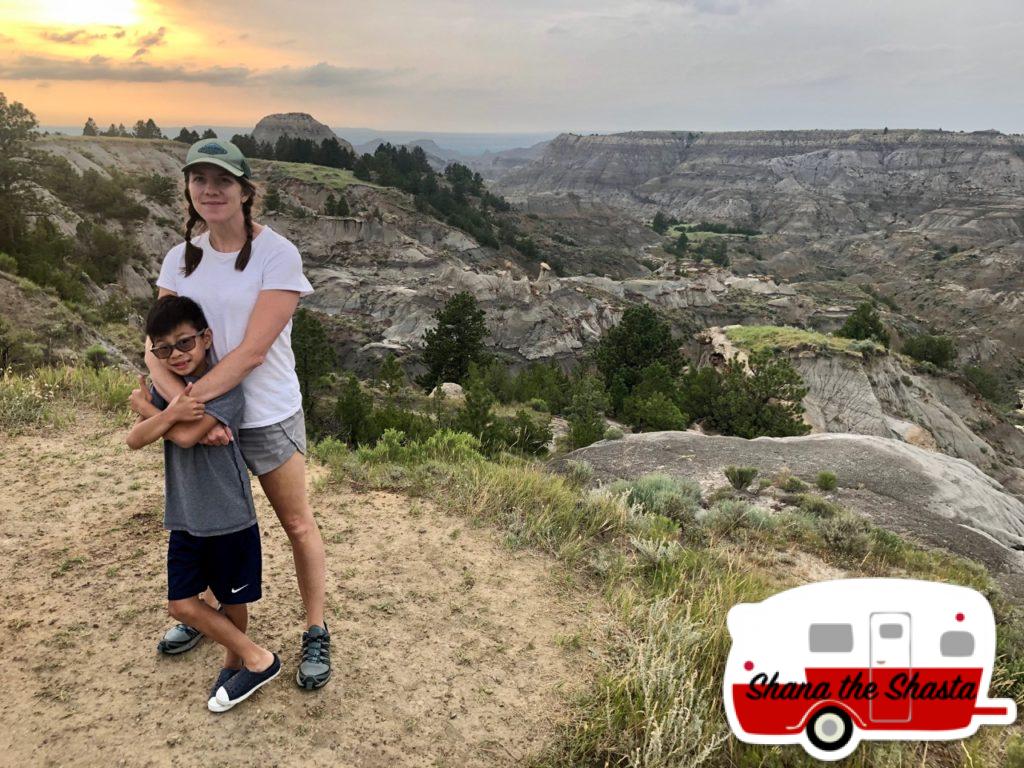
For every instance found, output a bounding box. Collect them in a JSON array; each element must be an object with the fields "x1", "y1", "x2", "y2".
[
  {"x1": 0, "y1": 54, "x2": 251, "y2": 84},
  {"x1": 40, "y1": 29, "x2": 108, "y2": 44},
  {"x1": 0, "y1": 54, "x2": 400, "y2": 92},
  {"x1": 255, "y1": 61, "x2": 403, "y2": 91},
  {"x1": 657, "y1": 0, "x2": 772, "y2": 14},
  {"x1": 132, "y1": 26, "x2": 167, "y2": 58}
]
